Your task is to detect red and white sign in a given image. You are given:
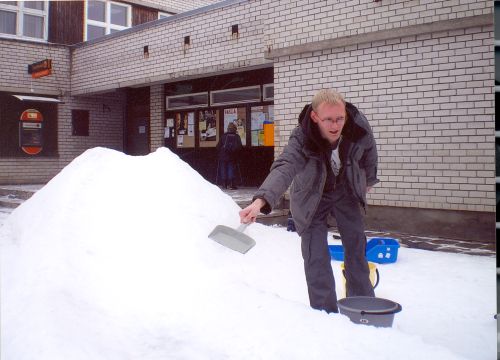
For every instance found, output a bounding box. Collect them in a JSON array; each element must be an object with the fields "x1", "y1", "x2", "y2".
[{"x1": 20, "y1": 109, "x2": 43, "y2": 155}]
